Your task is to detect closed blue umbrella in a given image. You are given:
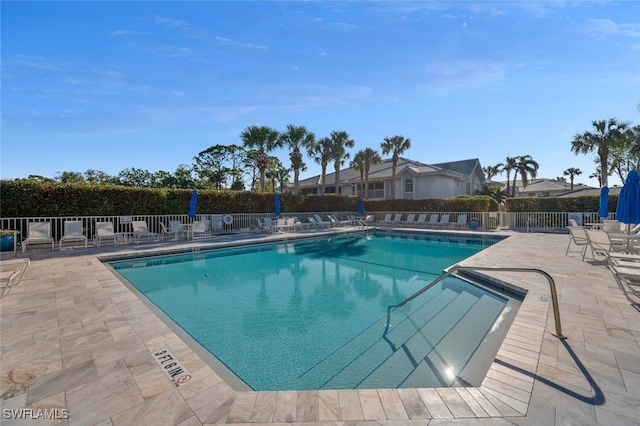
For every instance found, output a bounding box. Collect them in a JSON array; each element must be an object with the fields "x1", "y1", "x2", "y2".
[
  {"x1": 598, "y1": 186, "x2": 609, "y2": 218},
  {"x1": 616, "y1": 169, "x2": 640, "y2": 227},
  {"x1": 274, "y1": 194, "x2": 281, "y2": 217},
  {"x1": 188, "y1": 189, "x2": 198, "y2": 218},
  {"x1": 358, "y1": 197, "x2": 365, "y2": 215}
]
